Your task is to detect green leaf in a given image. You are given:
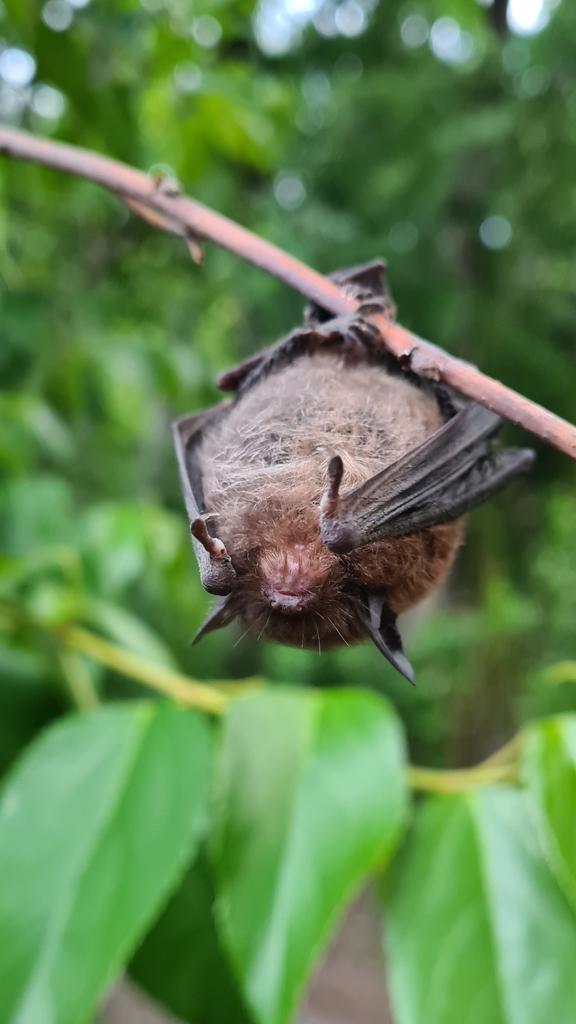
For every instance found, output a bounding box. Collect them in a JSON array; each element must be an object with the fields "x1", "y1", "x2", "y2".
[
  {"x1": 385, "y1": 786, "x2": 576, "y2": 1024},
  {"x1": 212, "y1": 687, "x2": 407, "y2": 1024},
  {"x1": 523, "y1": 715, "x2": 576, "y2": 909},
  {"x1": 130, "y1": 849, "x2": 252, "y2": 1024},
  {"x1": 0, "y1": 701, "x2": 211, "y2": 1024}
]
